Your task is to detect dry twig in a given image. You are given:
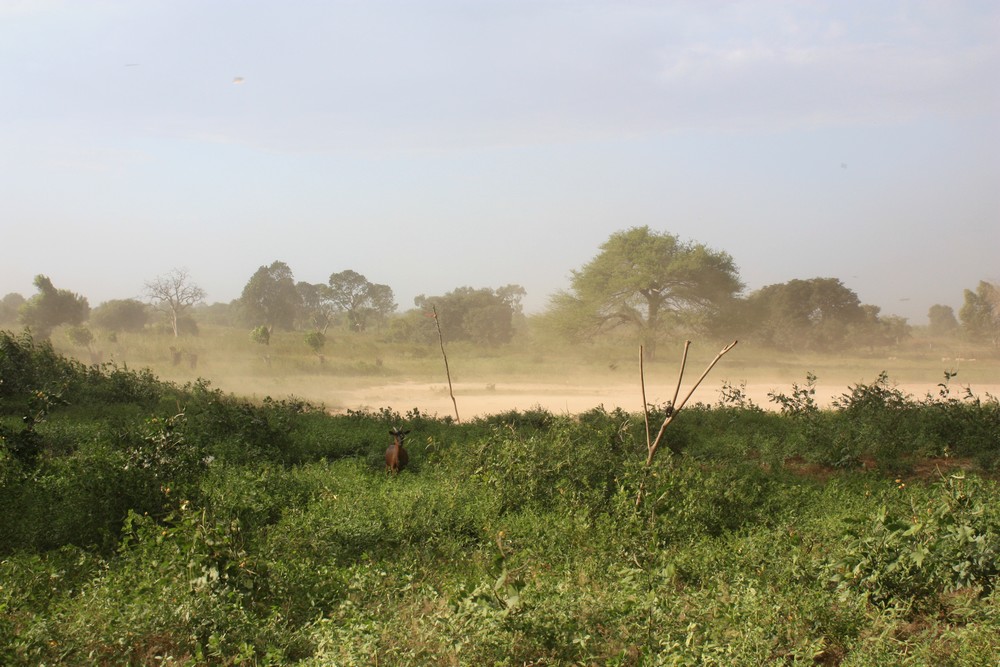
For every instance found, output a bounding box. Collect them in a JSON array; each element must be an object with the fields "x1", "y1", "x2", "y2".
[
  {"x1": 432, "y1": 305, "x2": 460, "y2": 423},
  {"x1": 636, "y1": 339, "x2": 738, "y2": 506}
]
